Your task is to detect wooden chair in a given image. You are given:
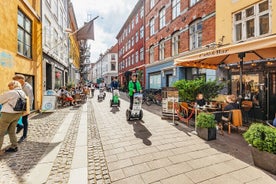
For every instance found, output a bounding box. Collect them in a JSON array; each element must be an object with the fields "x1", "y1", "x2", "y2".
[
  {"x1": 74, "y1": 94, "x2": 82, "y2": 104},
  {"x1": 174, "y1": 102, "x2": 195, "y2": 126},
  {"x1": 242, "y1": 100, "x2": 253, "y2": 123},
  {"x1": 219, "y1": 109, "x2": 242, "y2": 135}
]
